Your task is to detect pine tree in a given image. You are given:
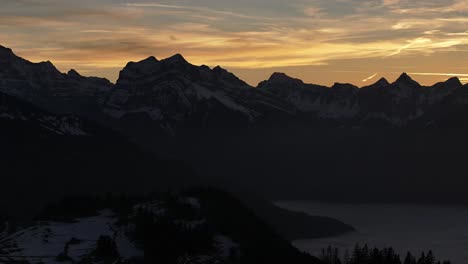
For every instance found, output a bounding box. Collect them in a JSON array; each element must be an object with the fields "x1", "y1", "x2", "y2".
[
  {"x1": 404, "y1": 252, "x2": 416, "y2": 264},
  {"x1": 343, "y1": 249, "x2": 350, "y2": 264},
  {"x1": 370, "y1": 248, "x2": 383, "y2": 264},
  {"x1": 363, "y1": 244, "x2": 370, "y2": 263},
  {"x1": 351, "y1": 243, "x2": 362, "y2": 264},
  {"x1": 426, "y1": 250, "x2": 435, "y2": 264},
  {"x1": 417, "y1": 252, "x2": 426, "y2": 264}
]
